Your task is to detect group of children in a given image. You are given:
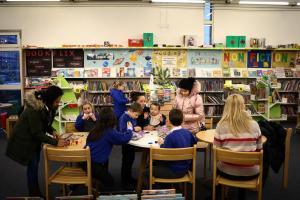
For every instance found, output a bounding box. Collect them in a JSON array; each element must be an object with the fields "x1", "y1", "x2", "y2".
[
  {"x1": 74, "y1": 80, "x2": 197, "y2": 191},
  {"x1": 74, "y1": 78, "x2": 262, "y2": 199}
]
